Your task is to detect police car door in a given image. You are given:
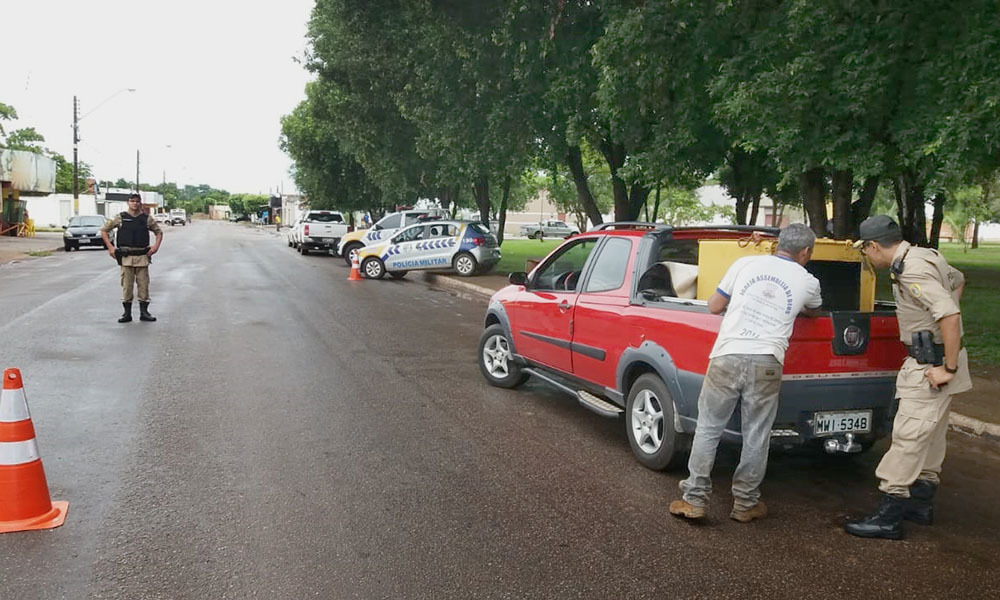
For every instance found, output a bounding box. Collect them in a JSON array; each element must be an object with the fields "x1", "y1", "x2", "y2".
[
  {"x1": 422, "y1": 223, "x2": 459, "y2": 268},
  {"x1": 386, "y1": 225, "x2": 427, "y2": 270}
]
